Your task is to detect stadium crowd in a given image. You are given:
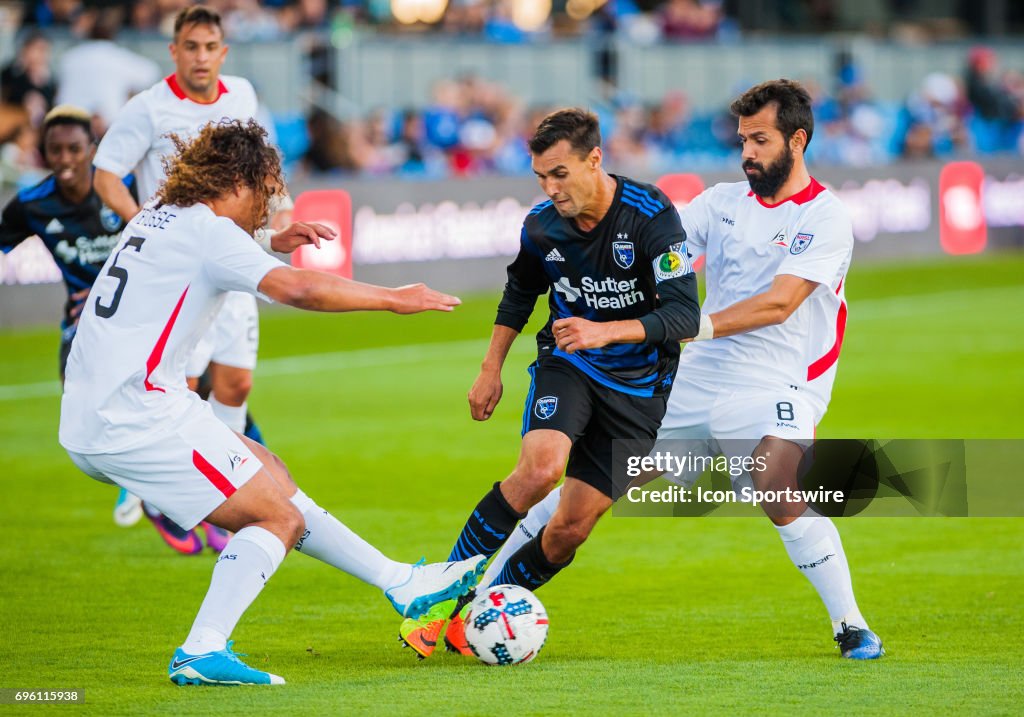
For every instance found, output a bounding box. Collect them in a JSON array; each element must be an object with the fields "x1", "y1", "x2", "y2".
[{"x1": 2, "y1": 2, "x2": 1023, "y2": 184}]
